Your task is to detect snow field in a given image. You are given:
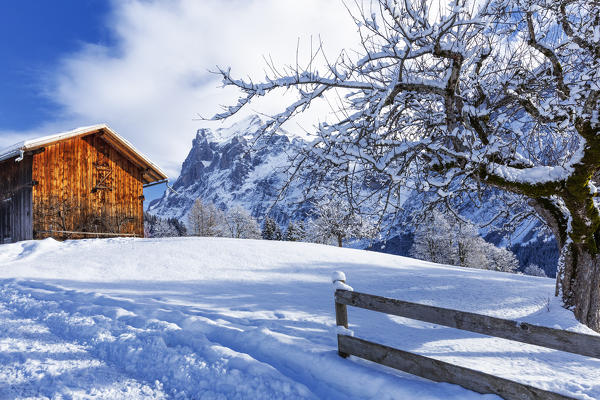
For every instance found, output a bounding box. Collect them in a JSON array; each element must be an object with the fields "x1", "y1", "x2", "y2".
[
  {"x1": 0, "y1": 237, "x2": 599, "y2": 399},
  {"x1": 0, "y1": 296, "x2": 167, "y2": 399},
  {"x1": 0, "y1": 284, "x2": 312, "y2": 400}
]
